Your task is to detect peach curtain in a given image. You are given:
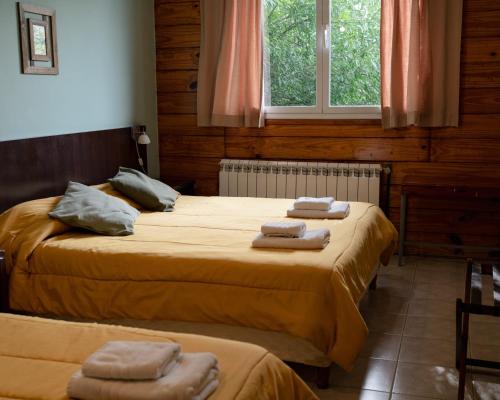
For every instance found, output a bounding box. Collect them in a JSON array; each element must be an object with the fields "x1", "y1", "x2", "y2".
[
  {"x1": 381, "y1": 0, "x2": 463, "y2": 128},
  {"x1": 198, "y1": 0, "x2": 264, "y2": 128}
]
